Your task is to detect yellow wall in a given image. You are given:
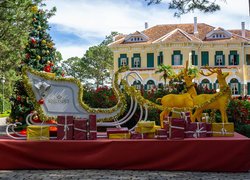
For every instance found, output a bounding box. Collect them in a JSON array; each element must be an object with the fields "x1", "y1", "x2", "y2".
[{"x1": 111, "y1": 42, "x2": 250, "y2": 95}]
